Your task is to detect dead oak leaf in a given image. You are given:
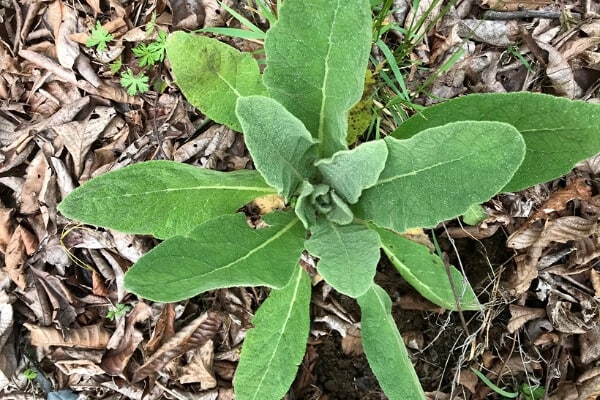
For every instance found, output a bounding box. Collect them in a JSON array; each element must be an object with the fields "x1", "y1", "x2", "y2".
[
  {"x1": 5, "y1": 225, "x2": 37, "y2": 289},
  {"x1": 24, "y1": 322, "x2": 111, "y2": 348},
  {"x1": 53, "y1": 106, "x2": 116, "y2": 178},
  {"x1": 132, "y1": 312, "x2": 221, "y2": 383}
]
